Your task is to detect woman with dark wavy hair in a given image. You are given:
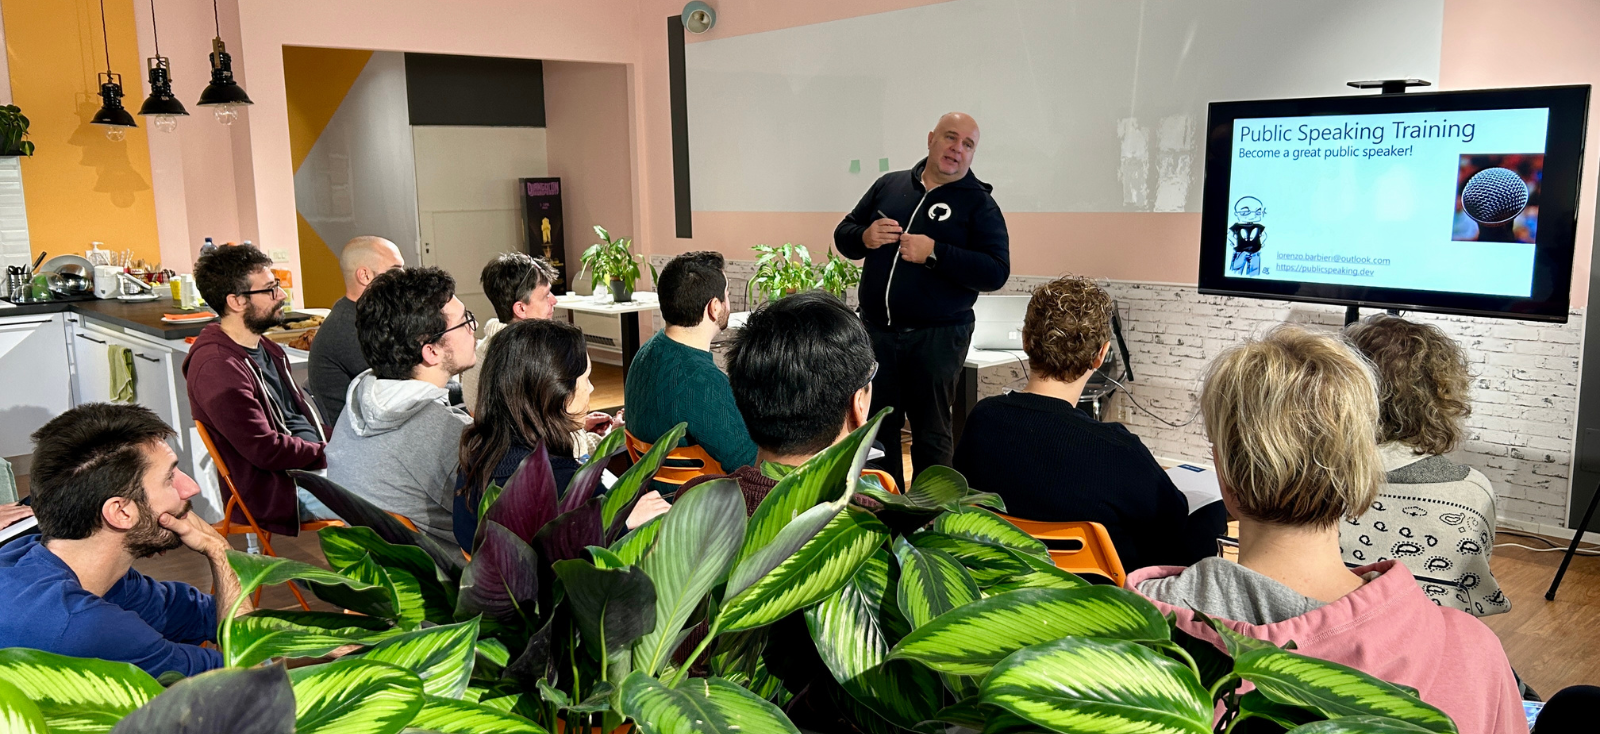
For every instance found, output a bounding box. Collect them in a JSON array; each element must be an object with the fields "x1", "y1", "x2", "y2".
[
  {"x1": 1342, "y1": 314, "x2": 1506, "y2": 616},
  {"x1": 451, "y1": 319, "x2": 667, "y2": 550}
]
